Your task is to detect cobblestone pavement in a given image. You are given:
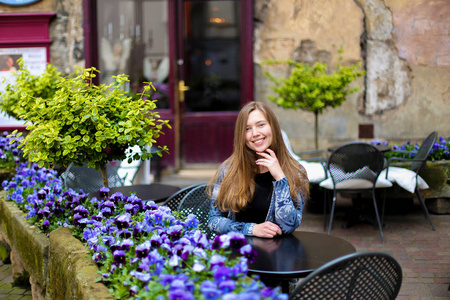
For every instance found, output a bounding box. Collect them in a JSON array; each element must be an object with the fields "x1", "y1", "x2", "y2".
[
  {"x1": 300, "y1": 196, "x2": 450, "y2": 300},
  {"x1": 0, "y1": 261, "x2": 32, "y2": 299}
]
